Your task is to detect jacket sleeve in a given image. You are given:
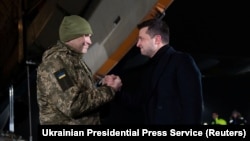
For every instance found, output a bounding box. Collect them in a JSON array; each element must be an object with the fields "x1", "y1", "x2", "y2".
[{"x1": 37, "y1": 56, "x2": 115, "y2": 119}]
